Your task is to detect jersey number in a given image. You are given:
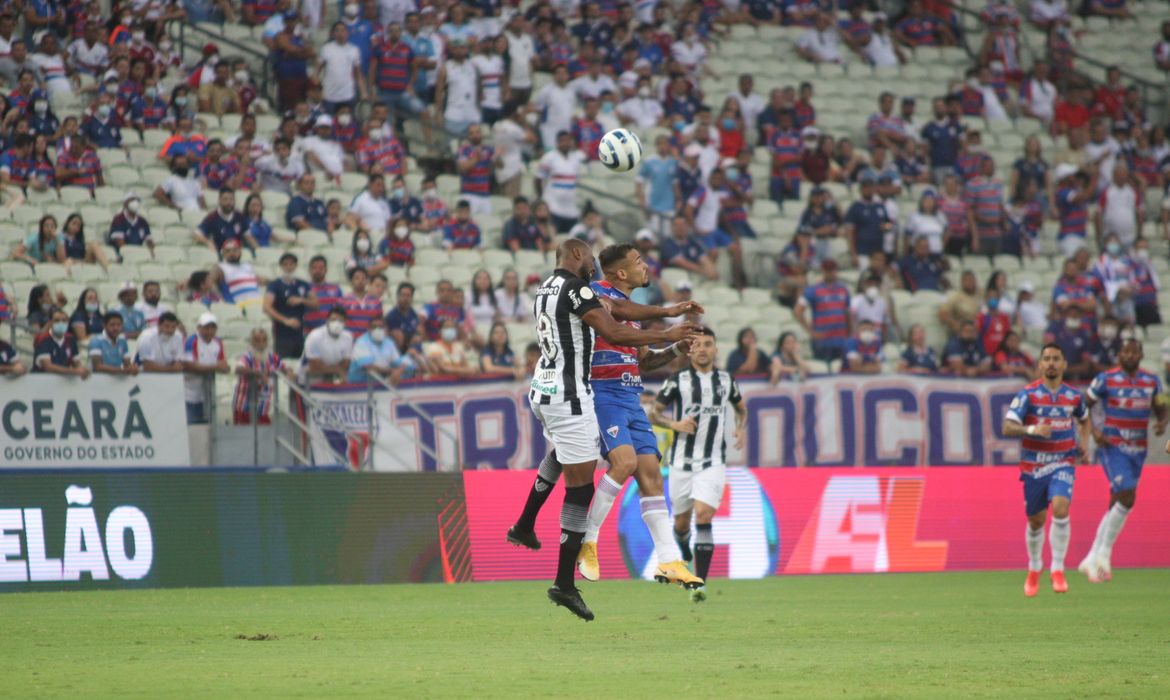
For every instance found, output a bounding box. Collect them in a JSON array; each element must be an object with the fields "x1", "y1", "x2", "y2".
[{"x1": 536, "y1": 312, "x2": 559, "y2": 363}]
